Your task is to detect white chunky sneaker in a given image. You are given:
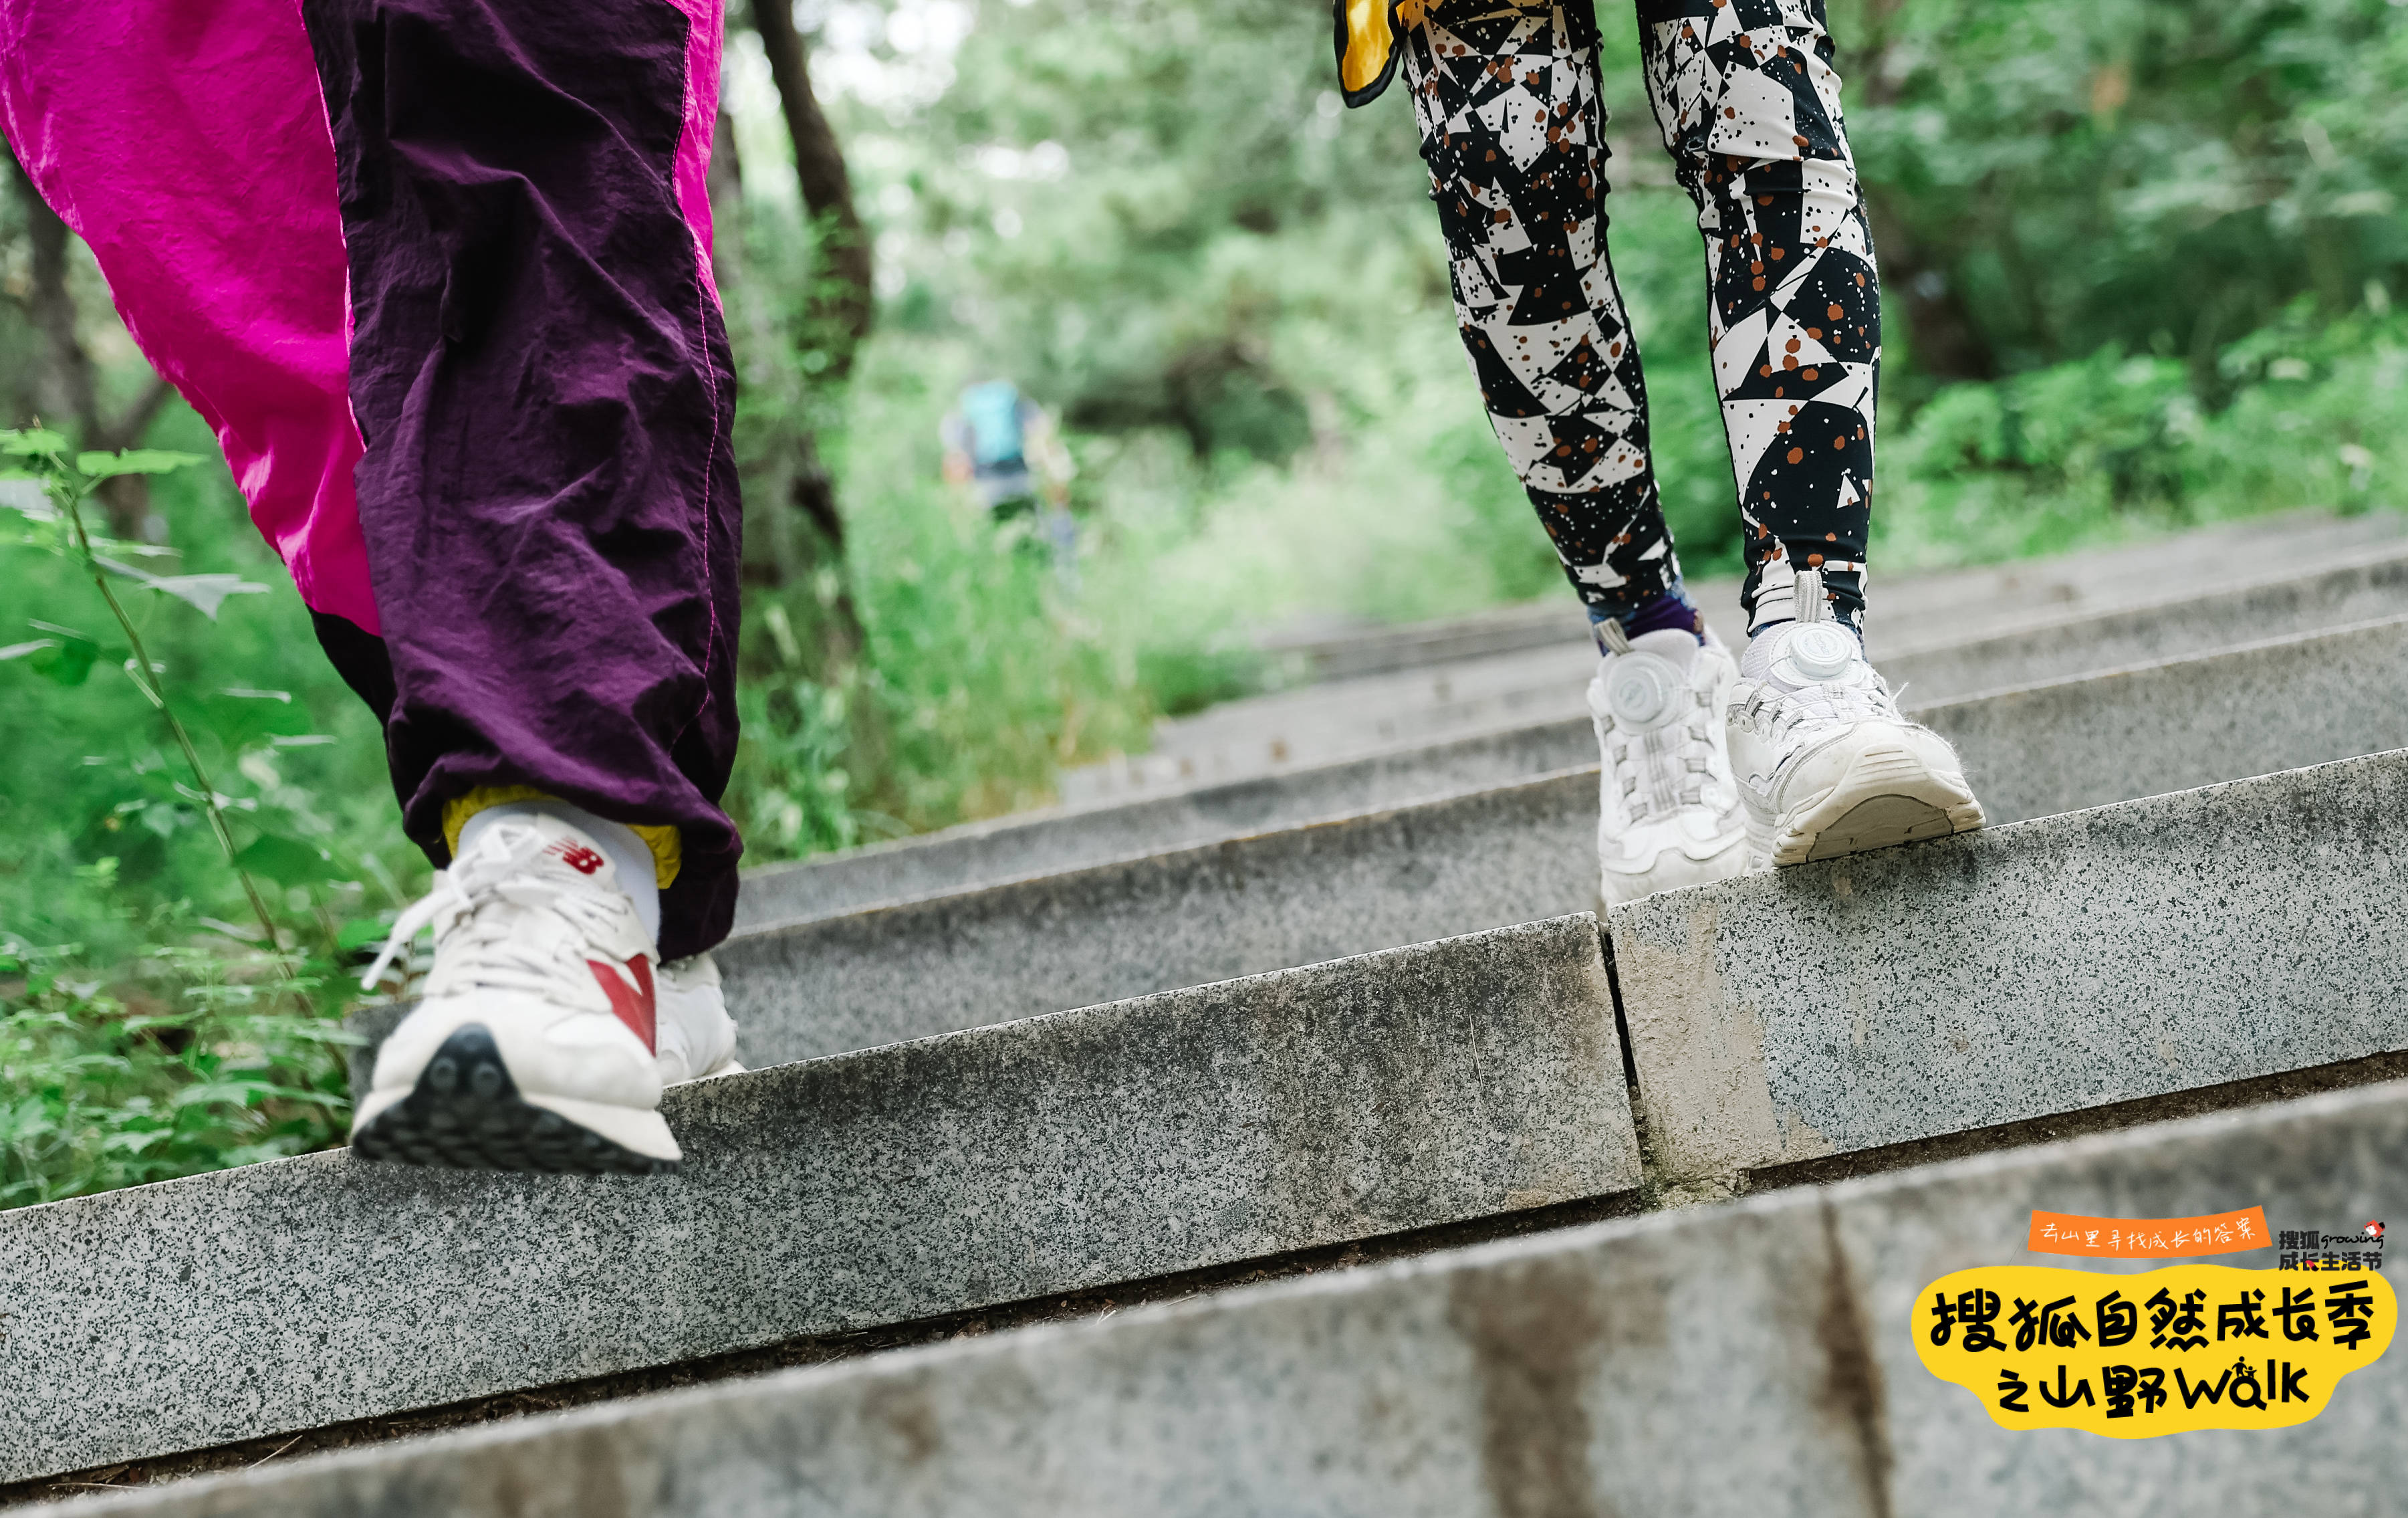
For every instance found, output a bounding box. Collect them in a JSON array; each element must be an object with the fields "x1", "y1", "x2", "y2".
[
  {"x1": 350, "y1": 811, "x2": 731, "y2": 1174},
  {"x1": 656, "y1": 952, "x2": 744, "y2": 1085},
  {"x1": 1727, "y1": 576, "x2": 1984, "y2": 868},
  {"x1": 1589, "y1": 622, "x2": 1749, "y2": 905}
]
